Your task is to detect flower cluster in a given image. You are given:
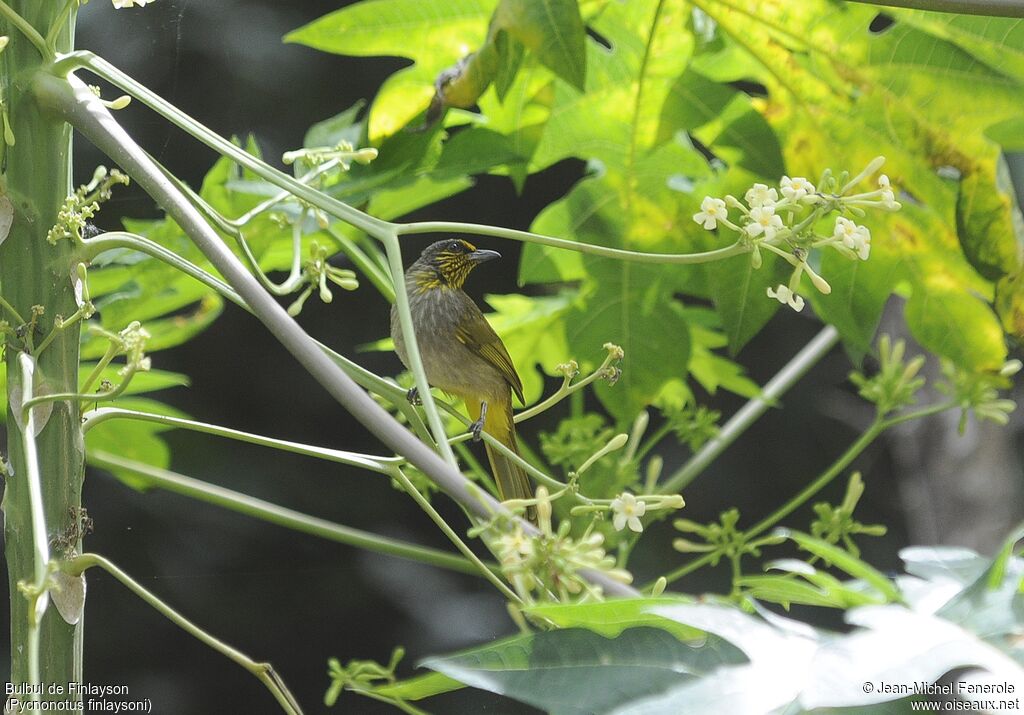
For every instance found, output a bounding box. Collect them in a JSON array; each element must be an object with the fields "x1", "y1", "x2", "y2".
[
  {"x1": 491, "y1": 487, "x2": 632, "y2": 602},
  {"x1": 287, "y1": 240, "x2": 360, "y2": 316},
  {"x1": 112, "y1": 0, "x2": 156, "y2": 8},
  {"x1": 810, "y1": 472, "x2": 886, "y2": 558},
  {"x1": 47, "y1": 166, "x2": 129, "y2": 245},
  {"x1": 607, "y1": 491, "x2": 684, "y2": 534},
  {"x1": 282, "y1": 140, "x2": 378, "y2": 171},
  {"x1": 939, "y1": 357, "x2": 1020, "y2": 433},
  {"x1": 849, "y1": 335, "x2": 926, "y2": 416},
  {"x1": 117, "y1": 321, "x2": 152, "y2": 375},
  {"x1": 673, "y1": 508, "x2": 784, "y2": 566},
  {"x1": 692, "y1": 157, "x2": 901, "y2": 313}
]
